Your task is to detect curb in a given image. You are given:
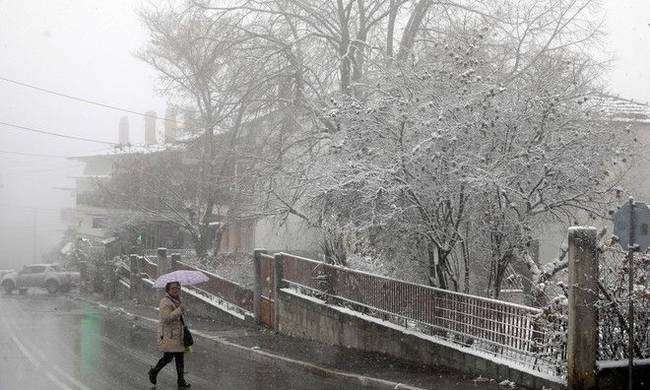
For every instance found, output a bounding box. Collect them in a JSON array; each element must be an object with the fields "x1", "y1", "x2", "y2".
[{"x1": 73, "y1": 295, "x2": 426, "y2": 390}]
